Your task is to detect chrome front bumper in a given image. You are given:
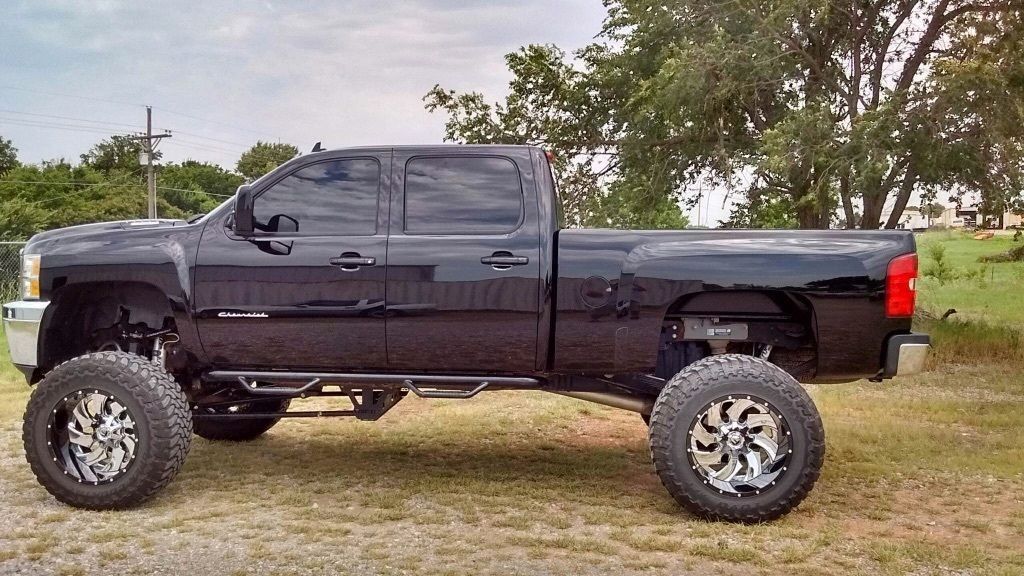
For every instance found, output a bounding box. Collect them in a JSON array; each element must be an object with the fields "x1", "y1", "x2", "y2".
[
  {"x1": 884, "y1": 332, "x2": 931, "y2": 377},
  {"x1": 3, "y1": 300, "x2": 48, "y2": 368}
]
